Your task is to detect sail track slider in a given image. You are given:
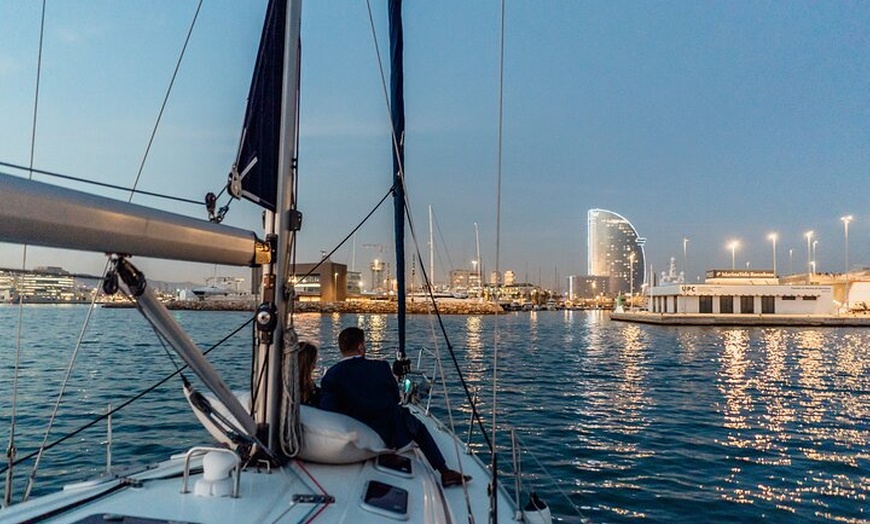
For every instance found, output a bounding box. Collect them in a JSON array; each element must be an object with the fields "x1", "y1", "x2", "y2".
[{"x1": 292, "y1": 494, "x2": 335, "y2": 504}]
